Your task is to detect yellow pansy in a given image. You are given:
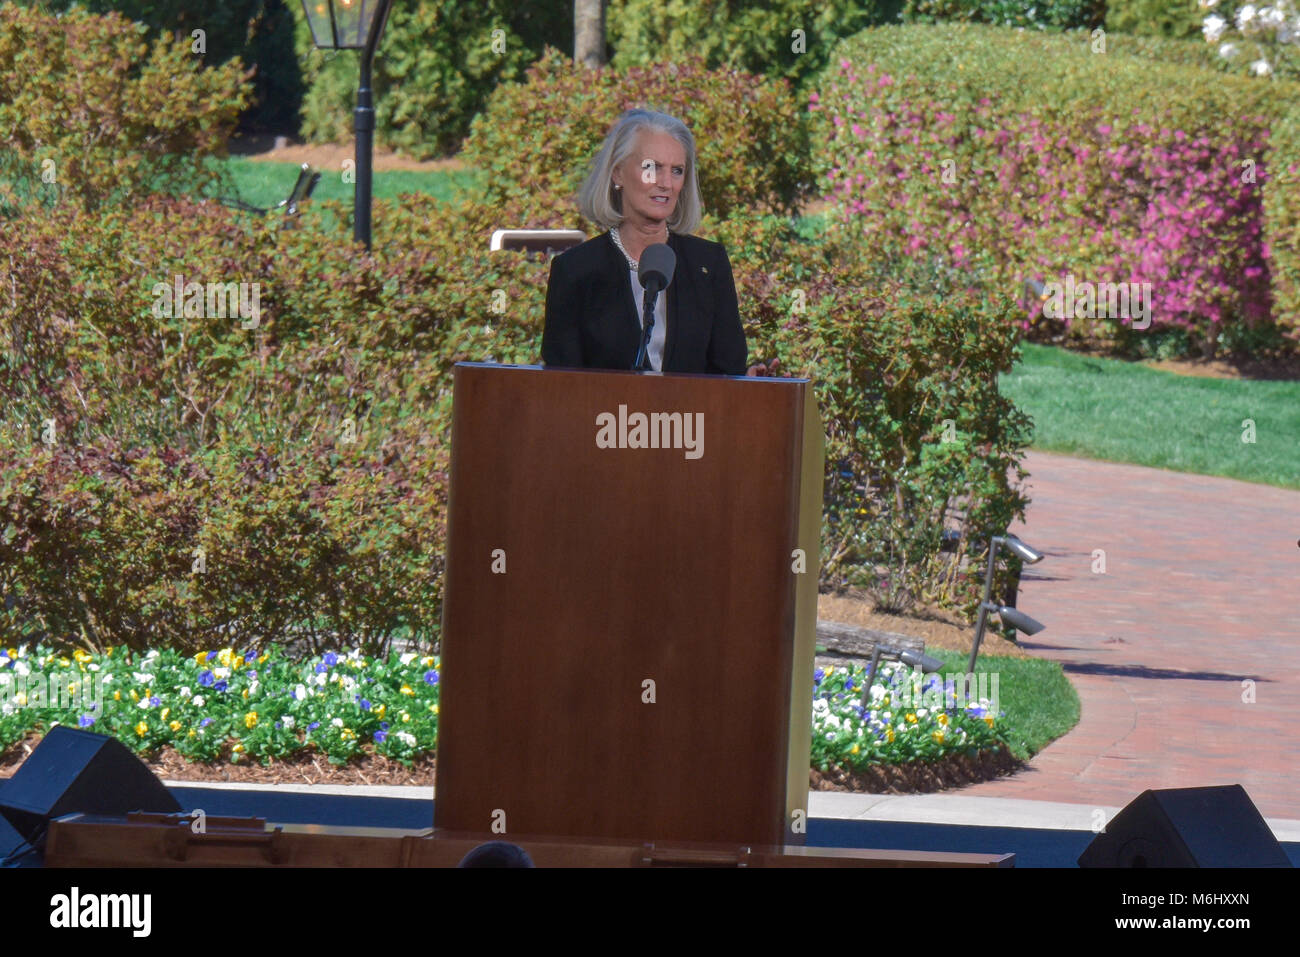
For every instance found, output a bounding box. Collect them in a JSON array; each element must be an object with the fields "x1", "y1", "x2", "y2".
[
  {"x1": 374, "y1": 703, "x2": 386, "y2": 718},
  {"x1": 161, "y1": 708, "x2": 170, "y2": 721},
  {"x1": 932, "y1": 731, "x2": 945, "y2": 744},
  {"x1": 937, "y1": 713, "x2": 948, "y2": 726},
  {"x1": 905, "y1": 712, "x2": 917, "y2": 723},
  {"x1": 233, "y1": 744, "x2": 244, "y2": 754},
  {"x1": 400, "y1": 684, "x2": 414, "y2": 696},
  {"x1": 170, "y1": 721, "x2": 182, "y2": 732},
  {"x1": 73, "y1": 650, "x2": 92, "y2": 663},
  {"x1": 850, "y1": 744, "x2": 860, "y2": 755},
  {"x1": 130, "y1": 689, "x2": 139, "y2": 702},
  {"x1": 114, "y1": 690, "x2": 121, "y2": 701},
  {"x1": 194, "y1": 651, "x2": 208, "y2": 666},
  {"x1": 984, "y1": 716, "x2": 994, "y2": 727},
  {"x1": 135, "y1": 721, "x2": 148, "y2": 737},
  {"x1": 187, "y1": 729, "x2": 196, "y2": 738},
  {"x1": 886, "y1": 730, "x2": 895, "y2": 743},
  {"x1": 244, "y1": 711, "x2": 258, "y2": 729}
]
